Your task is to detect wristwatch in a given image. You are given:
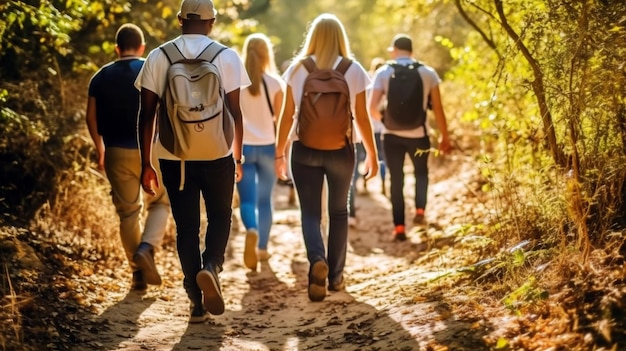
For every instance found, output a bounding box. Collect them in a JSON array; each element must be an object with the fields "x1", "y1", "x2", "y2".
[{"x1": 235, "y1": 156, "x2": 245, "y2": 165}]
